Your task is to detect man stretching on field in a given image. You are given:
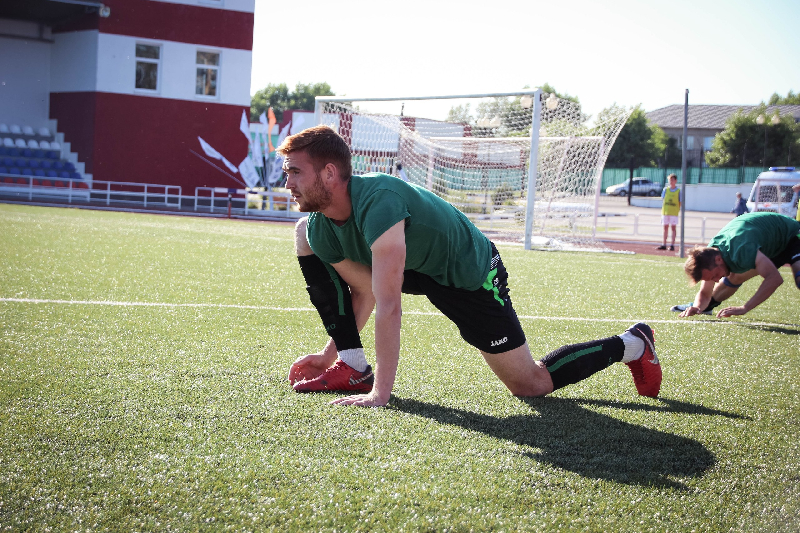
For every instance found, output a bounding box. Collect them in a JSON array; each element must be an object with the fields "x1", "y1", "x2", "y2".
[
  {"x1": 280, "y1": 126, "x2": 661, "y2": 407},
  {"x1": 675, "y1": 211, "x2": 800, "y2": 318}
]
